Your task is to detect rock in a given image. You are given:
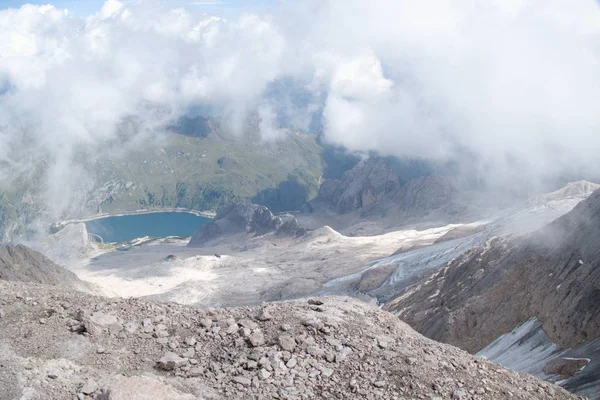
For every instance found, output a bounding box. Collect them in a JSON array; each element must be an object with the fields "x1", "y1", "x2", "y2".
[
  {"x1": 184, "y1": 337, "x2": 197, "y2": 346},
  {"x1": 258, "y1": 308, "x2": 272, "y2": 321},
  {"x1": 84, "y1": 312, "x2": 123, "y2": 336},
  {"x1": 373, "y1": 381, "x2": 386, "y2": 388},
  {"x1": 276, "y1": 217, "x2": 307, "y2": 237},
  {"x1": 335, "y1": 347, "x2": 352, "y2": 363},
  {"x1": 308, "y1": 299, "x2": 324, "y2": 306},
  {"x1": 81, "y1": 378, "x2": 98, "y2": 395},
  {"x1": 249, "y1": 206, "x2": 282, "y2": 235},
  {"x1": 452, "y1": 390, "x2": 467, "y2": 399},
  {"x1": 278, "y1": 335, "x2": 296, "y2": 352},
  {"x1": 188, "y1": 201, "x2": 259, "y2": 246},
  {"x1": 306, "y1": 345, "x2": 324, "y2": 357},
  {"x1": 248, "y1": 331, "x2": 266, "y2": 347},
  {"x1": 246, "y1": 361, "x2": 258, "y2": 370},
  {"x1": 199, "y1": 318, "x2": 212, "y2": 329},
  {"x1": 47, "y1": 373, "x2": 58, "y2": 379},
  {"x1": 157, "y1": 352, "x2": 188, "y2": 371},
  {"x1": 257, "y1": 369, "x2": 271, "y2": 380},
  {"x1": 232, "y1": 376, "x2": 252, "y2": 386},
  {"x1": 238, "y1": 318, "x2": 258, "y2": 330},
  {"x1": 186, "y1": 368, "x2": 203, "y2": 378},
  {"x1": 0, "y1": 308, "x2": 4, "y2": 318},
  {"x1": 153, "y1": 330, "x2": 169, "y2": 338},
  {"x1": 406, "y1": 357, "x2": 418, "y2": 365}
]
